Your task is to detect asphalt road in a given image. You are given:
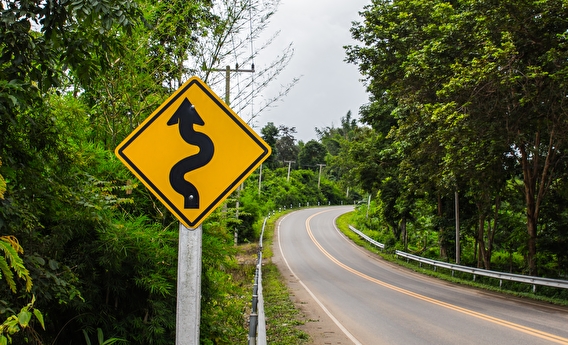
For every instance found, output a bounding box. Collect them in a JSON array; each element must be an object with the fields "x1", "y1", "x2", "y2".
[{"x1": 275, "y1": 206, "x2": 568, "y2": 345}]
